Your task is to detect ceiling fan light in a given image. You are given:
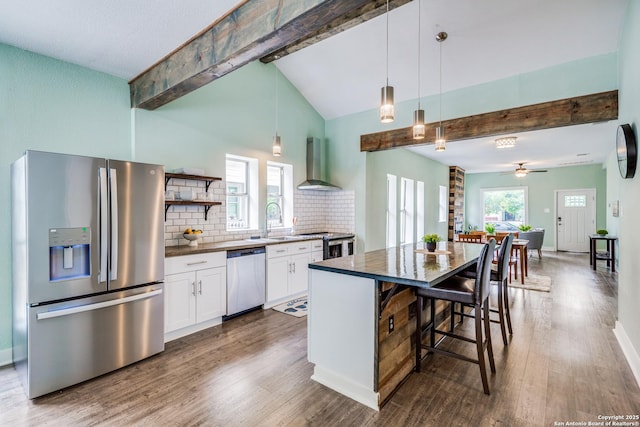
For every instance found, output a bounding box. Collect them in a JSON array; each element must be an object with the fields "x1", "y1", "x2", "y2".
[
  {"x1": 380, "y1": 85, "x2": 395, "y2": 123},
  {"x1": 515, "y1": 169, "x2": 527, "y2": 178},
  {"x1": 435, "y1": 126, "x2": 446, "y2": 151},
  {"x1": 496, "y1": 136, "x2": 517, "y2": 149},
  {"x1": 413, "y1": 109, "x2": 425, "y2": 140}
]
